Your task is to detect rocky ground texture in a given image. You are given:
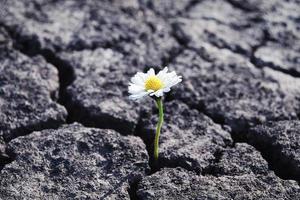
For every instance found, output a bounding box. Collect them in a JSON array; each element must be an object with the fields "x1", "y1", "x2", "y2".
[{"x1": 0, "y1": 0, "x2": 299, "y2": 199}]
